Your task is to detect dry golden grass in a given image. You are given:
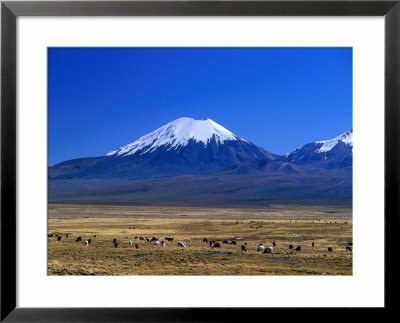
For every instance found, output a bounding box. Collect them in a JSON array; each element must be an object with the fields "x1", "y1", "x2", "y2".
[{"x1": 48, "y1": 204, "x2": 352, "y2": 275}]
